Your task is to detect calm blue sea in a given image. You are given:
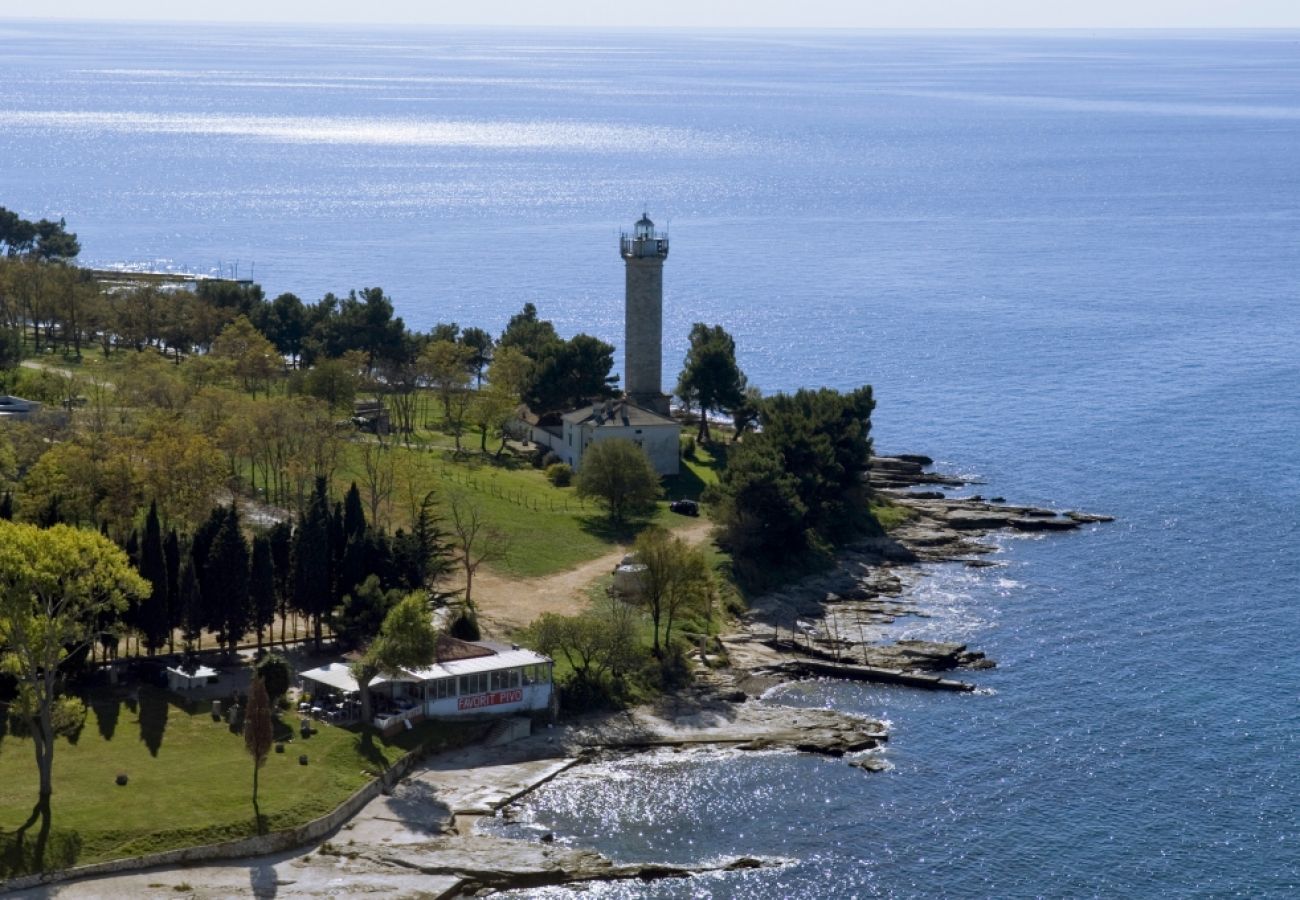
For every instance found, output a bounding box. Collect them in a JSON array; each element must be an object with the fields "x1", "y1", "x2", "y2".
[{"x1": 2, "y1": 21, "x2": 1298, "y2": 897}]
